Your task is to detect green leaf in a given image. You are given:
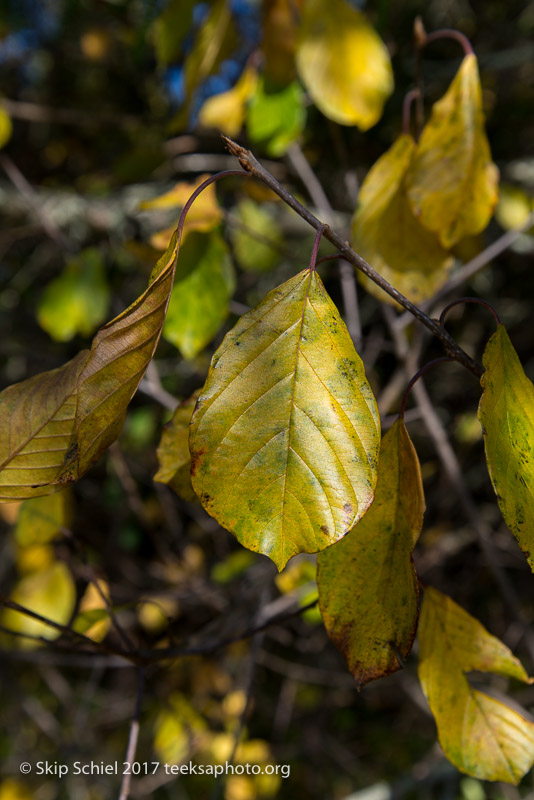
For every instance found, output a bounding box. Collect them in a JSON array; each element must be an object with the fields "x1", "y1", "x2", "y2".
[
  {"x1": 246, "y1": 78, "x2": 306, "y2": 156},
  {"x1": 154, "y1": 391, "x2": 199, "y2": 502},
  {"x1": 296, "y1": 0, "x2": 393, "y2": 129},
  {"x1": 171, "y1": 0, "x2": 238, "y2": 127},
  {"x1": 318, "y1": 419, "x2": 424, "y2": 687},
  {"x1": 189, "y1": 268, "x2": 380, "y2": 571},
  {"x1": 229, "y1": 199, "x2": 283, "y2": 273},
  {"x1": 351, "y1": 134, "x2": 453, "y2": 306},
  {"x1": 36, "y1": 248, "x2": 110, "y2": 342},
  {"x1": 419, "y1": 587, "x2": 534, "y2": 784},
  {"x1": 152, "y1": 0, "x2": 196, "y2": 66},
  {"x1": 14, "y1": 490, "x2": 71, "y2": 547},
  {"x1": 478, "y1": 324, "x2": 534, "y2": 570},
  {"x1": 163, "y1": 231, "x2": 235, "y2": 359},
  {"x1": 0, "y1": 233, "x2": 180, "y2": 501},
  {"x1": 406, "y1": 54, "x2": 499, "y2": 248}
]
